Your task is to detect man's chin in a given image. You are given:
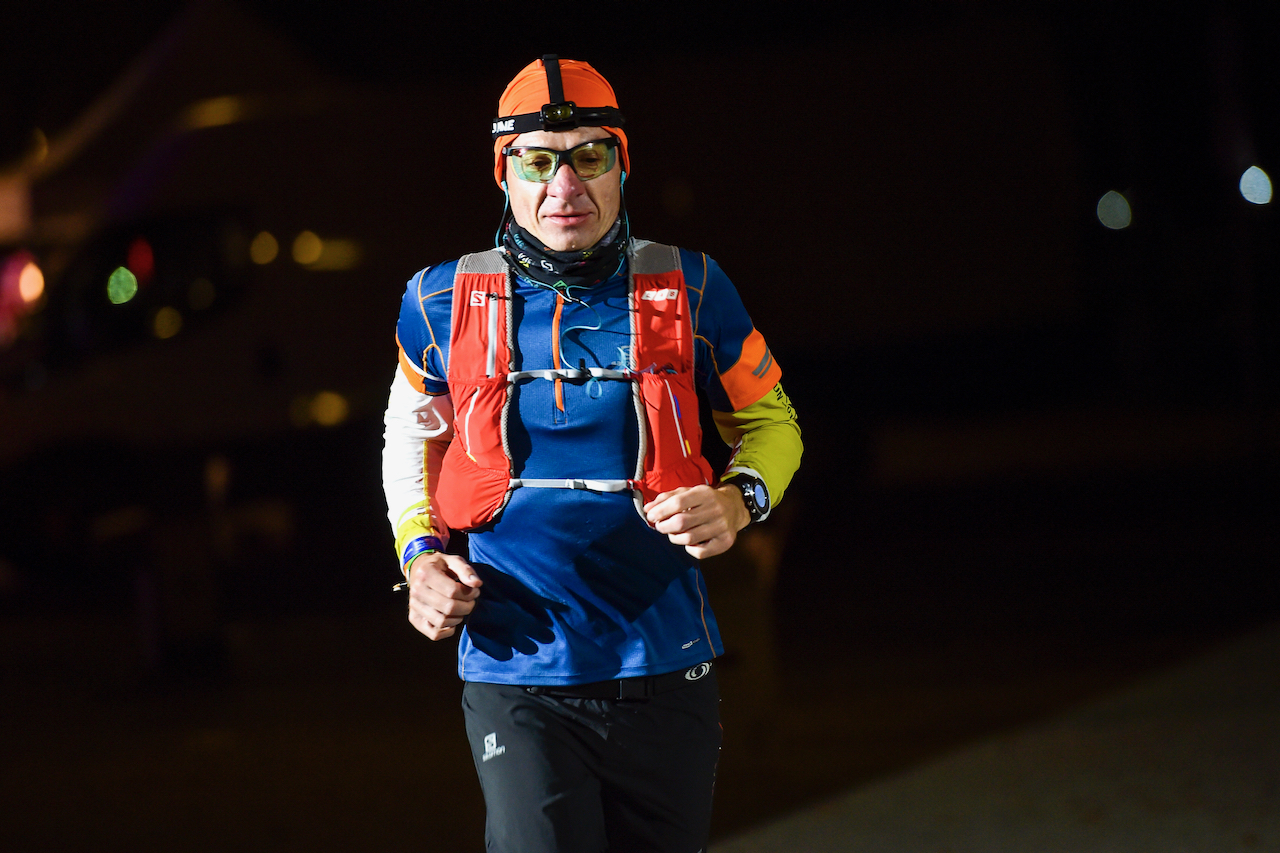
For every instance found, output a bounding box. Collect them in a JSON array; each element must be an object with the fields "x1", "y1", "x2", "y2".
[
  {"x1": 538, "y1": 219, "x2": 604, "y2": 252},
  {"x1": 543, "y1": 232, "x2": 594, "y2": 252}
]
